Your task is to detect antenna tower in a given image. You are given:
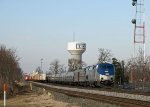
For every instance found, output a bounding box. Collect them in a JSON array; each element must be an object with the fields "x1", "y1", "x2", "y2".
[
  {"x1": 73, "y1": 32, "x2": 75, "y2": 42},
  {"x1": 132, "y1": 0, "x2": 145, "y2": 60}
]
